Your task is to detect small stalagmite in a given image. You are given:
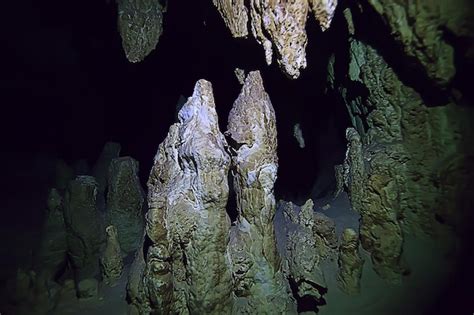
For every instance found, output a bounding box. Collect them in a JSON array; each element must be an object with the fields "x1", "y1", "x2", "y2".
[
  {"x1": 63, "y1": 176, "x2": 103, "y2": 286},
  {"x1": 227, "y1": 70, "x2": 296, "y2": 313},
  {"x1": 136, "y1": 79, "x2": 233, "y2": 314},
  {"x1": 100, "y1": 225, "x2": 124, "y2": 286},
  {"x1": 106, "y1": 156, "x2": 144, "y2": 254},
  {"x1": 337, "y1": 228, "x2": 364, "y2": 295}
]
